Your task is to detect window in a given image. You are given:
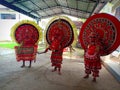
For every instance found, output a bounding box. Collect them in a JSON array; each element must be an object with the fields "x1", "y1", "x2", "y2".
[{"x1": 0, "y1": 13, "x2": 16, "y2": 19}]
